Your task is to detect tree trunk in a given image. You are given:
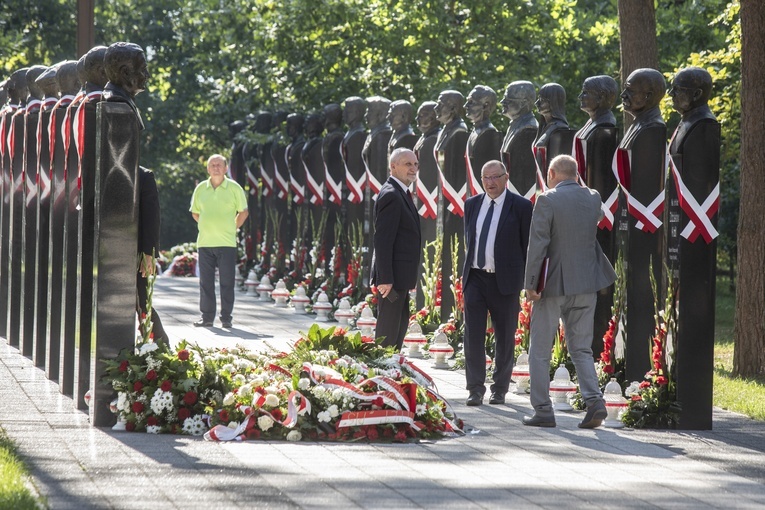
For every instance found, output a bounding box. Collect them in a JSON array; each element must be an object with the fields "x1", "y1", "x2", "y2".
[
  {"x1": 734, "y1": 0, "x2": 765, "y2": 377},
  {"x1": 617, "y1": 0, "x2": 659, "y2": 130}
]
